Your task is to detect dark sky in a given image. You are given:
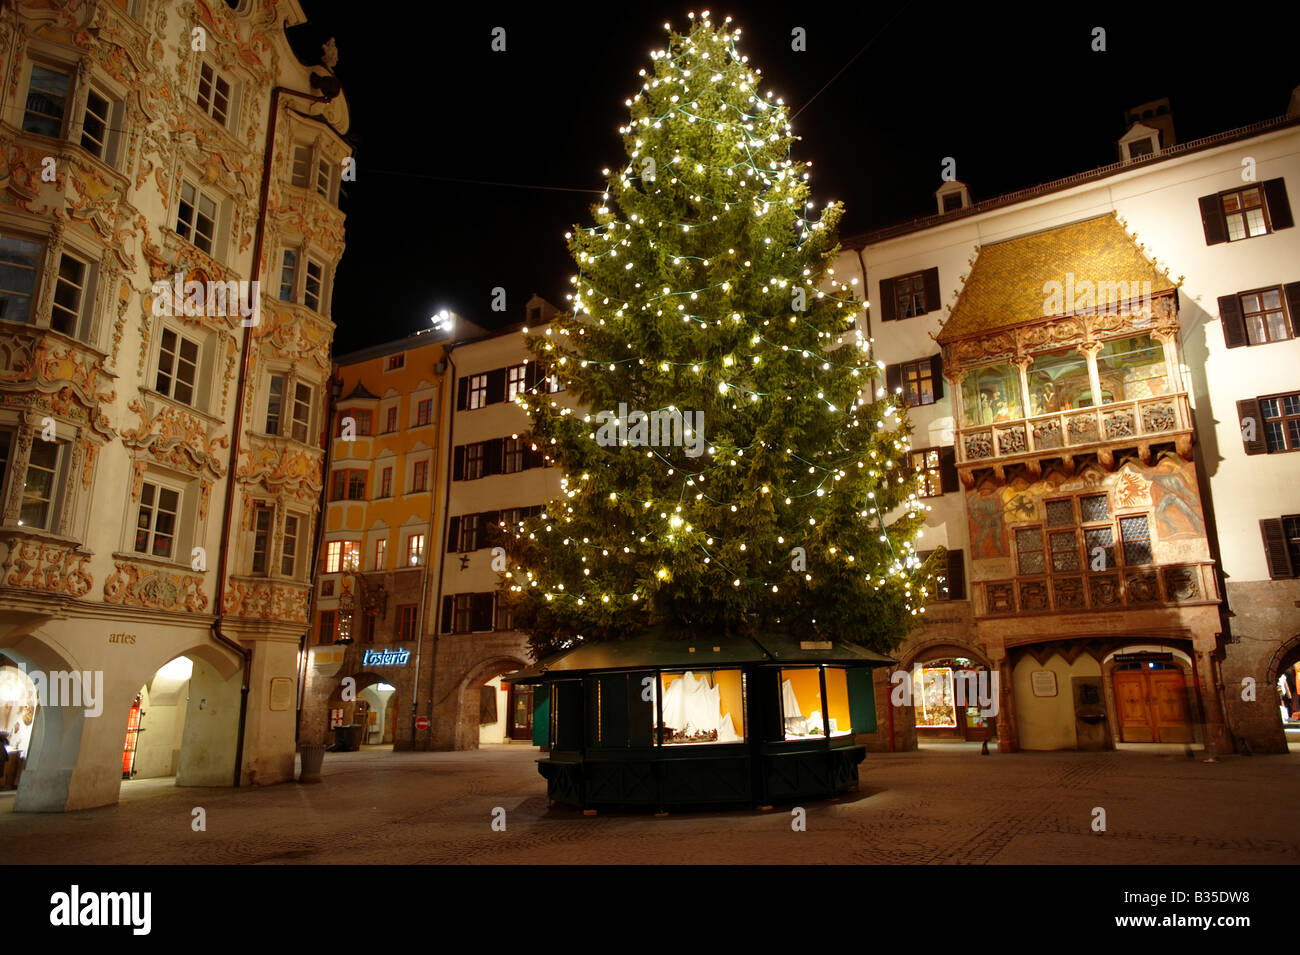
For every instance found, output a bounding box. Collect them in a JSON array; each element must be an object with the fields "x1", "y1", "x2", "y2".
[{"x1": 289, "y1": 2, "x2": 1299, "y2": 355}]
